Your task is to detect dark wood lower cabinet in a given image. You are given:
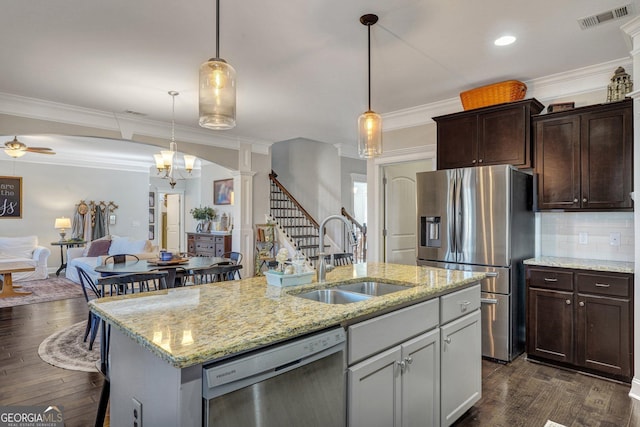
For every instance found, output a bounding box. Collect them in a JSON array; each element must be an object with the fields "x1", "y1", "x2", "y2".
[
  {"x1": 526, "y1": 265, "x2": 633, "y2": 382},
  {"x1": 527, "y1": 288, "x2": 574, "y2": 363}
]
